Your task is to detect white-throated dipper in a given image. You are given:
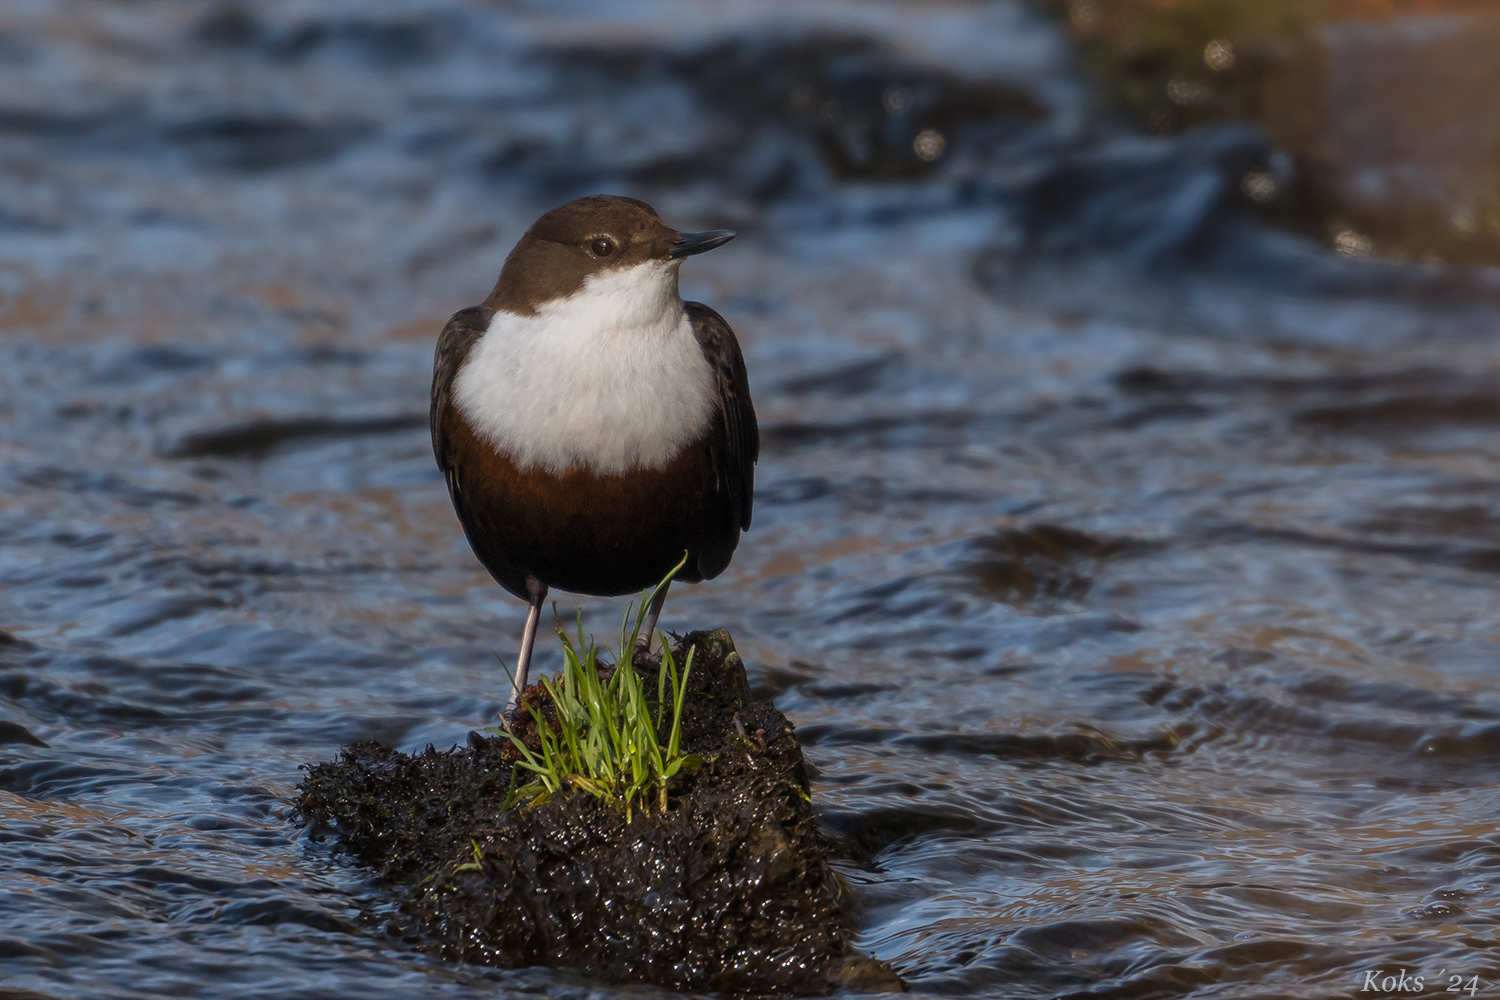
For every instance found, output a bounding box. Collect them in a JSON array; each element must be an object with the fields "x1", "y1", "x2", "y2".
[{"x1": 430, "y1": 194, "x2": 758, "y2": 708}]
